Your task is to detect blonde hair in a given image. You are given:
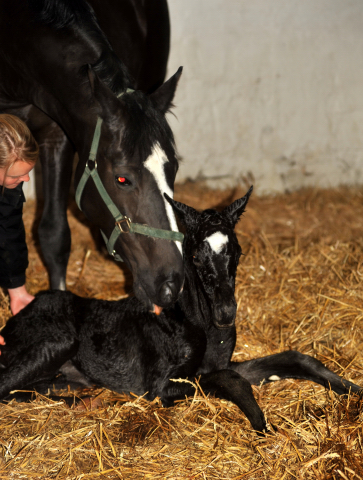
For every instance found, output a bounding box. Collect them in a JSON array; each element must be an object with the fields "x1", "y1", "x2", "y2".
[{"x1": 0, "y1": 114, "x2": 39, "y2": 174}]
